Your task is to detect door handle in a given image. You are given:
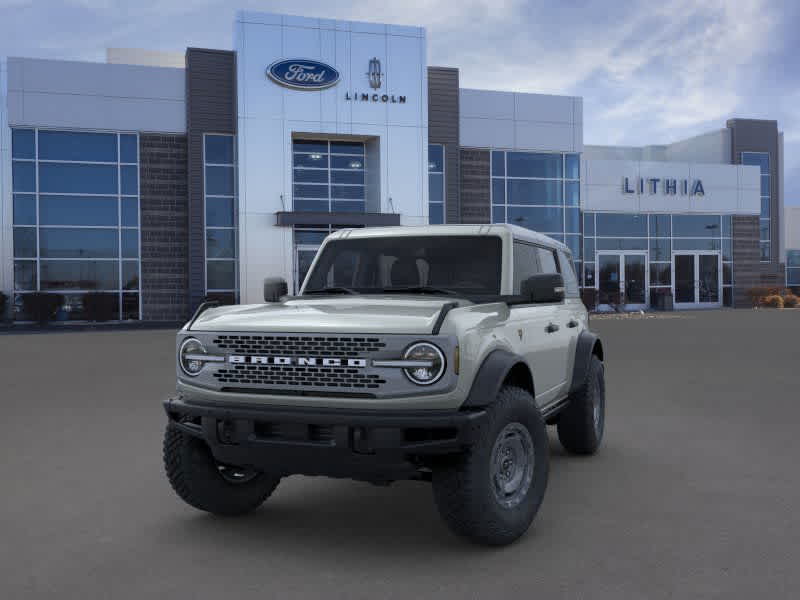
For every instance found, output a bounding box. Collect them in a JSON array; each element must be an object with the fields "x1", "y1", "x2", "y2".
[
  {"x1": 567, "y1": 320, "x2": 579, "y2": 328},
  {"x1": 545, "y1": 322, "x2": 560, "y2": 333}
]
